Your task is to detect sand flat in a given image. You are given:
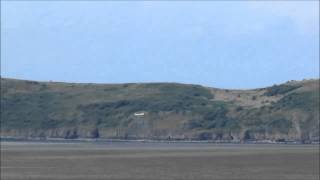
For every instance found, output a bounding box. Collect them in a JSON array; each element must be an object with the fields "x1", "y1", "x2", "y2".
[{"x1": 1, "y1": 142, "x2": 319, "y2": 180}]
